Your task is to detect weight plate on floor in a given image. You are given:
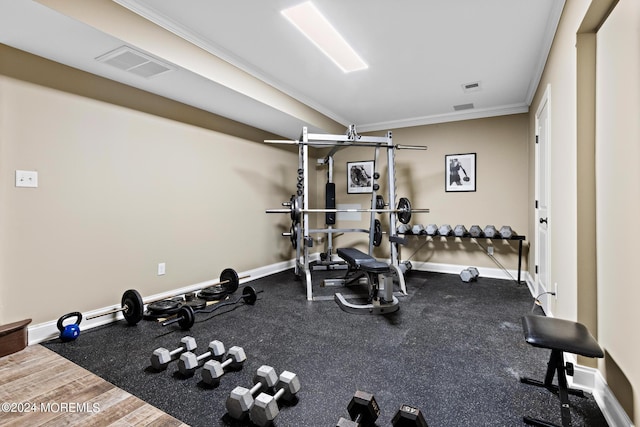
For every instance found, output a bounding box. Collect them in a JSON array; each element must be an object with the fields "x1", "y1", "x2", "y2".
[
  {"x1": 183, "y1": 298, "x2": 206, "y2": 310},
  {"x1": 147, "y1": 299, "x2": 181, "y2": 314},
  {"x1": 177, "y1": 305, "x2": 195, "y2": 330},
  {"x1": 397, "y1": 197, "x2": 412, "y2": 225},
  {"x1": 122, "y1": 289, "x2": 144, "y2": 325},
  {"x1": 220, "y1": 268, "x2": 239, "y2": 294},
  {"x1": 199, "y1": 285, "x2": 227, "y2": 301},
  {"x1": 242, "y1": 286, "x2": 258, "y2": 305}
]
